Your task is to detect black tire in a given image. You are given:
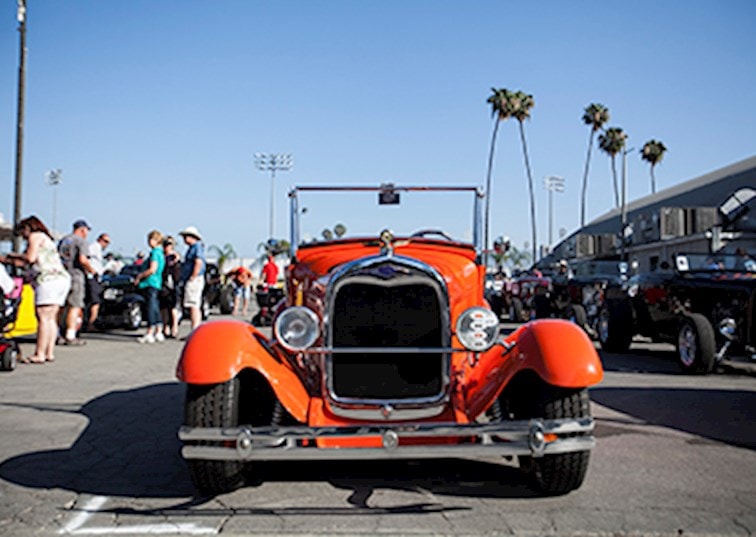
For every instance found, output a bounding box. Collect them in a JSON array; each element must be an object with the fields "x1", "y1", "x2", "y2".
[
  {"x1": 517, "y1": 386, "x2": 592, "y2": 496},
  {"x1": 126, "y1": 302, "x2": 143, "y2": 330},
  {"x1": 219, "y1": 286, "x2": 235, "y2": 315},
  {"x1": 533, "y1": 294, "x2": 552, "y2": 319},
  {"x1": 1, "y1": 345, "x2": 17, "y2": 371},
  {"x1": 597, "y1": 302, "x2": 632, "y2": 352},
  {"x1": 677, "y1": 313, "x2": 716, "y2": 374},
  {"x1": 509, "y1": 297, "x2": 525, "y2": 322},
  {"x1": 185, "y1": 378, "x2": 247, "y2": 496},
  {"x1": 567, "y1": 304, "x2": 588, "y2": 332}
]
